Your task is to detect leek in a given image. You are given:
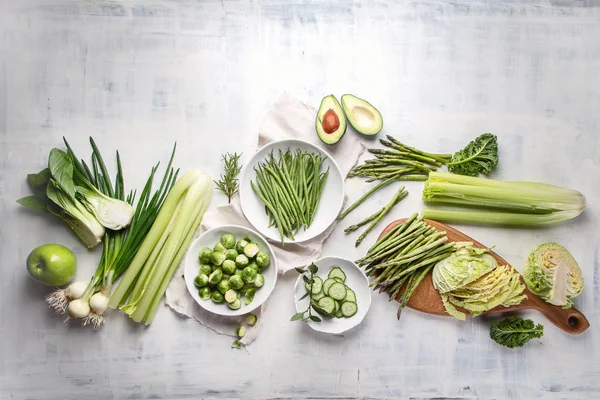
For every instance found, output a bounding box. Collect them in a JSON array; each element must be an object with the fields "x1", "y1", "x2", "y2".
[
  {"x1": 109, "y1": 170, "x2": 213, "y2": 325},
  {"x1": 422, "y1": 172, "x2": 586, "y2": 226}
]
